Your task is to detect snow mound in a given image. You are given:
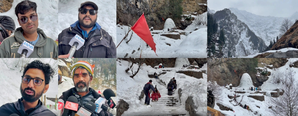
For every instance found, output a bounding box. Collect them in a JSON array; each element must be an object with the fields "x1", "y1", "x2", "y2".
[
  {"x1": 163, "y1": 18, "x2": 176, "y2": 31},
  {"x1": 238, "y1": 73, "x2": 253, "y2": 88}
]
